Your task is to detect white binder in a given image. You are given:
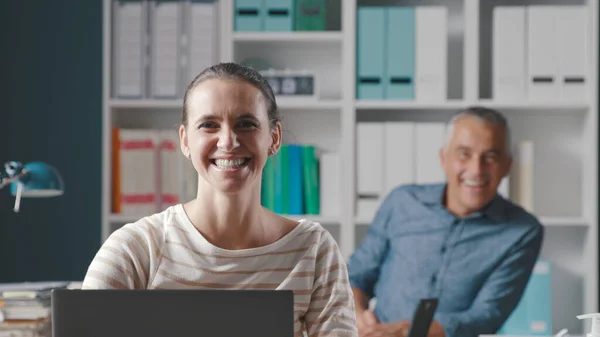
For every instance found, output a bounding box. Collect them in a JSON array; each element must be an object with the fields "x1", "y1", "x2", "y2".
[
  {"x1": 319, "y1": 152, "x2": 341, "y2": 216},
  {"x1": 357, "y1": 123, "x2": 385, "y2": 220},
  {"x1": 415, "y1": 6, "x2": 448, "y2": 101},
  {"x1": 493, "y1": 6, "x2": 526, "y2": 101},
  {"x1": 516, "y1": 140, "x2": 534, "y2": 212},
  {"x1": 415, "y1": 123, "x2": 446, "y2": 184},
  {"x1": 498, "y1": 176, "x2": 510, "y2": 199},
  {"x1": 557, "y1": 6, "x2": 588, "y2": 101},
  {"x1": 150, "y1": 0, "x2": 181, "y2": 98},
  {"x1": 113, "y1": 0, "x2": 148, "y2": 98},
  {"x1": 527, "y1": 6, "x2": 559, "y2": 101},
  {"x1": 357, "y1": 122, "x2": 384, "y2": 198},
  {"x1": 185, "y1": 1, "x2": 217, "y2": 85},
  {"x1": 384, "y1": 122, "x2": 414, "y2": 196}
]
